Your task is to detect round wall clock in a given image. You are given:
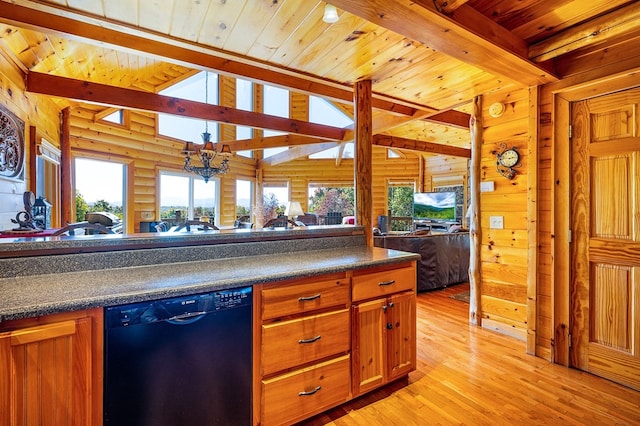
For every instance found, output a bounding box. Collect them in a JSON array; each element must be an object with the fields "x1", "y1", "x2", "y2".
[{"x1": 495, "y1": 143, "x2": 521, "y2": 179}]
